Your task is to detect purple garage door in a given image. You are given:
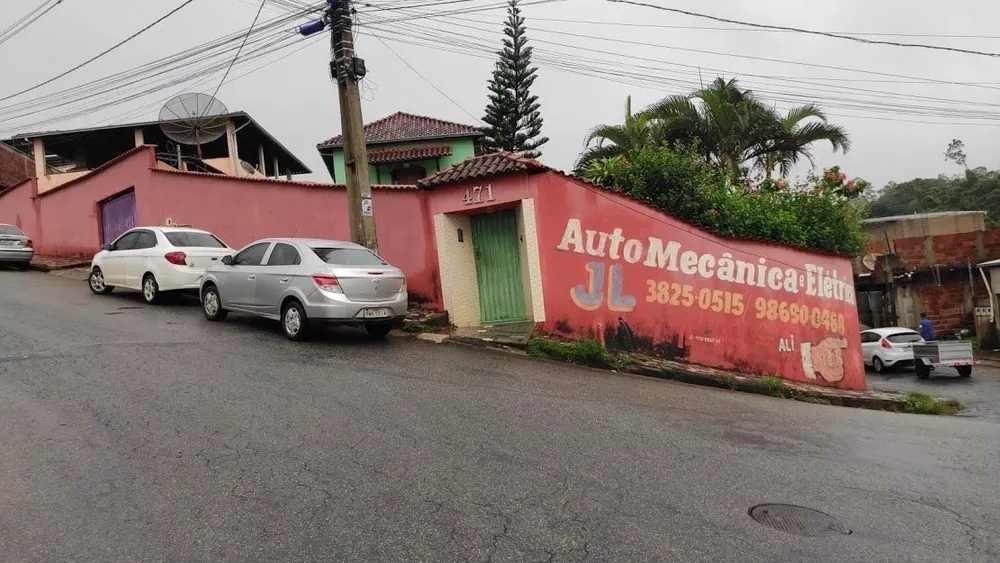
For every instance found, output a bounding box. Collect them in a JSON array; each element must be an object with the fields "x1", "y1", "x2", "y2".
[{"x1": 100, "y1": 191, "x2": 136, "y2": 244}]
